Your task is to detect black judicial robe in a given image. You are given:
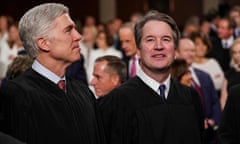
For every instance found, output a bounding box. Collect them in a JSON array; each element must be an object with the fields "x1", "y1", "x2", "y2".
[
  {"x1": 99, "y1": 76, "x2": 204, "y2": 144},
  {"x1": 219, "y1": 84, "x2": 240, "y2": 144},
  {"x1": 0, "y1": 69, "x2": 105, "y2": 144}
]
